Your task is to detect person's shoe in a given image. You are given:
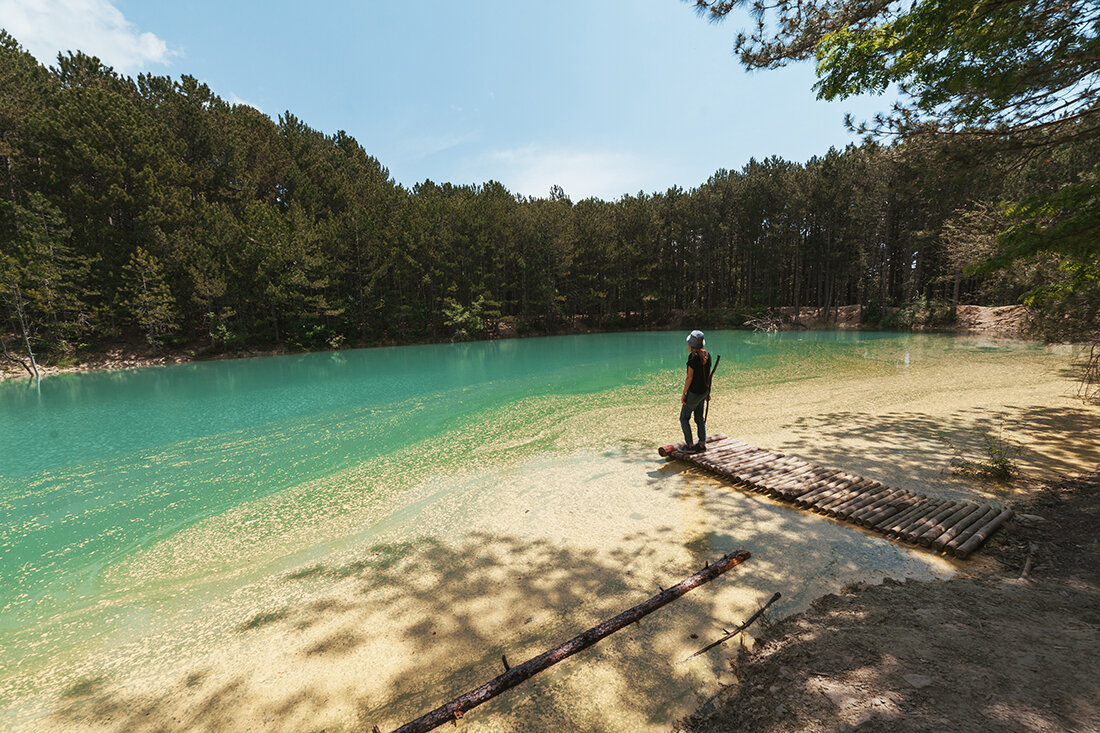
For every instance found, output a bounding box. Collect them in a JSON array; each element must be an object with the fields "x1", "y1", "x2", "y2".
[
  {"x1": 684, "y1": 444, "x2": 703, "y2": 454},
  {"x1": 695, "y1": 442, "x2": 707, "y2": 452}
]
